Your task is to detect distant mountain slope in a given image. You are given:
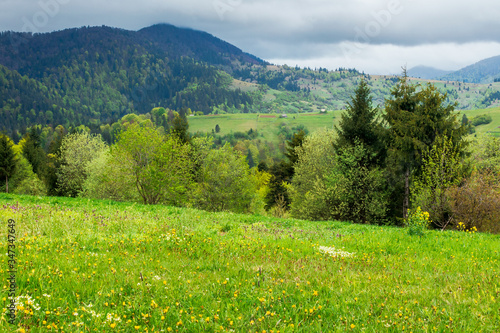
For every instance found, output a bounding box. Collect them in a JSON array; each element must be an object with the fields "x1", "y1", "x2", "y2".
[
  {"x1": 0, "y1": 25, "x2": 261, "y2": 135},
  {"x1": 0, "y1": 24, "x2": 499, "y2": 139},
  {"x1": 138, "y1": 24, "x2": 264, "y2": 68},
  {"x1": 439, "y1": 55, "x2": 500, "y2": 83},
  {"x1": 407, "y1": 65, "x2": 452, "y2": 80}
]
